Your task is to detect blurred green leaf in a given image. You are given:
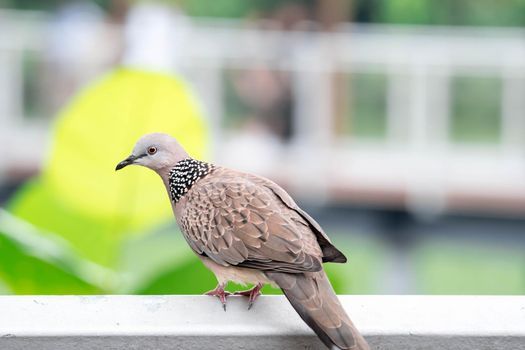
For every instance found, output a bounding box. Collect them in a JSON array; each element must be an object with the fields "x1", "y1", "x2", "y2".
[
  {"x1": 377, "y1": 0, "x2": 525, "y2": 26},
  {"x1": 8, "y1": 179, "x2": 125, "y2": 267},
  {"x1": 0, "y1": 209, "x2": 116, "y2": 294},
  {"x1": 9, "y1": 68, "x2": 209, "y2": 269},
  {"x1": 2, "y1": 68, "x2": 209, "y2": 295},
  {"x1": 118, "y1": 226, "x2": 199, "y2": 293},
  {"x1": 134, "y1": 254, "x2": 217, "y2": 295},
  {"x1": 0, "y1": 277, "x2": 11, "y2": 294}
]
